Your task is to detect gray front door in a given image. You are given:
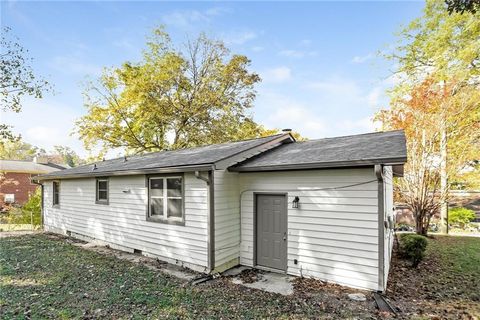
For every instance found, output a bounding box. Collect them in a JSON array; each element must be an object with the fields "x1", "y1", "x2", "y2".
[{"x1": 256, "y1": 194, "x2": 287, "y2": 271}]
